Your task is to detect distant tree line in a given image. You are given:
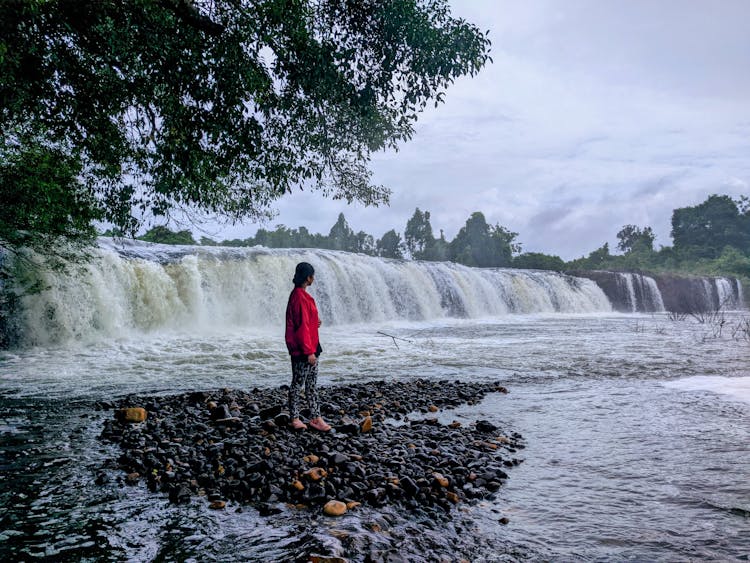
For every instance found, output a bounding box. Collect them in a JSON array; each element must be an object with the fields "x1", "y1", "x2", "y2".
[
  {"x1": 567, "y1": 194, "x2": 750, "y2": 280},
  {"x1": 125, "y1": 193, "x2": 750, "y2": 279},
  {"x1": 130, "y1": 209, "x2": 528, "y2": 269}
]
